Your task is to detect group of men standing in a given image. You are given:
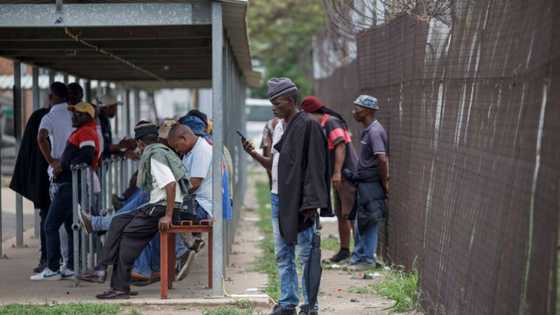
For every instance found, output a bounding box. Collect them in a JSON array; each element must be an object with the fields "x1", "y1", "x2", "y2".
[
  {"x1": 11, "y1": 81, "x2": 123, "y2": 280},
  {"x1": 244, "y1": 78, "x2": 389, "y2": 315}
]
